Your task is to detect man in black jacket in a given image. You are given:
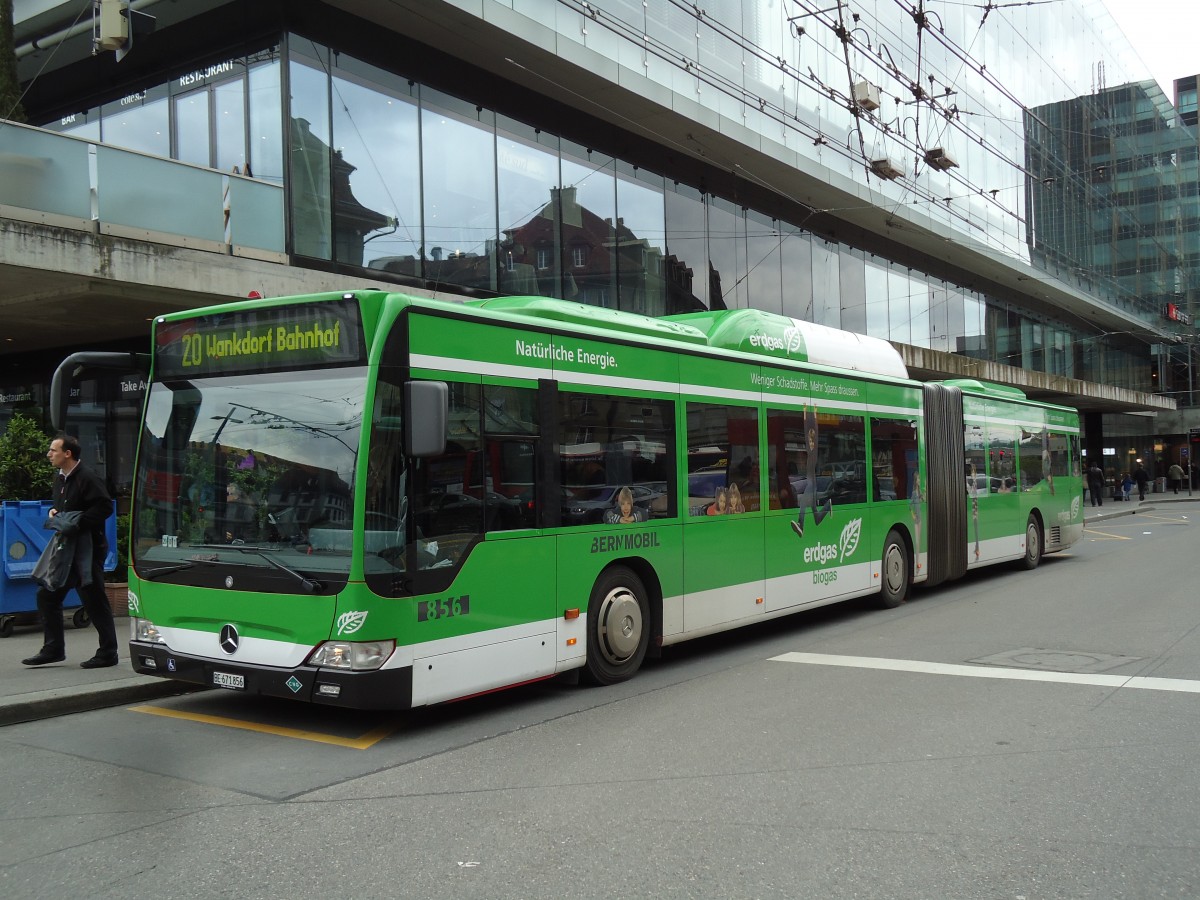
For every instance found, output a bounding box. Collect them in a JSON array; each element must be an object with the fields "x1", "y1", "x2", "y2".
[{"x1": 21, "y1": 435, "x2": 119, "y2": 668}]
